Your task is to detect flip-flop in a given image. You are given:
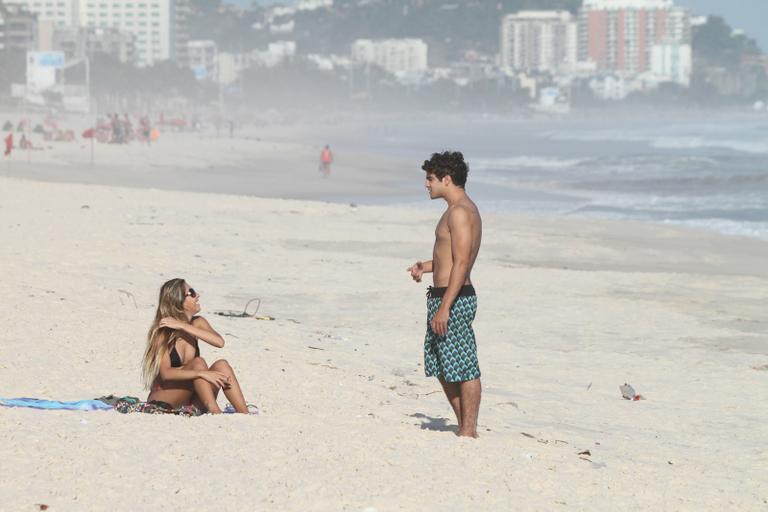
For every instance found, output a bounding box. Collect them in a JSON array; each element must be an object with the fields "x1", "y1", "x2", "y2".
[{"x1": 223, "y1": 403, "x2": 260, "y2": 415}]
